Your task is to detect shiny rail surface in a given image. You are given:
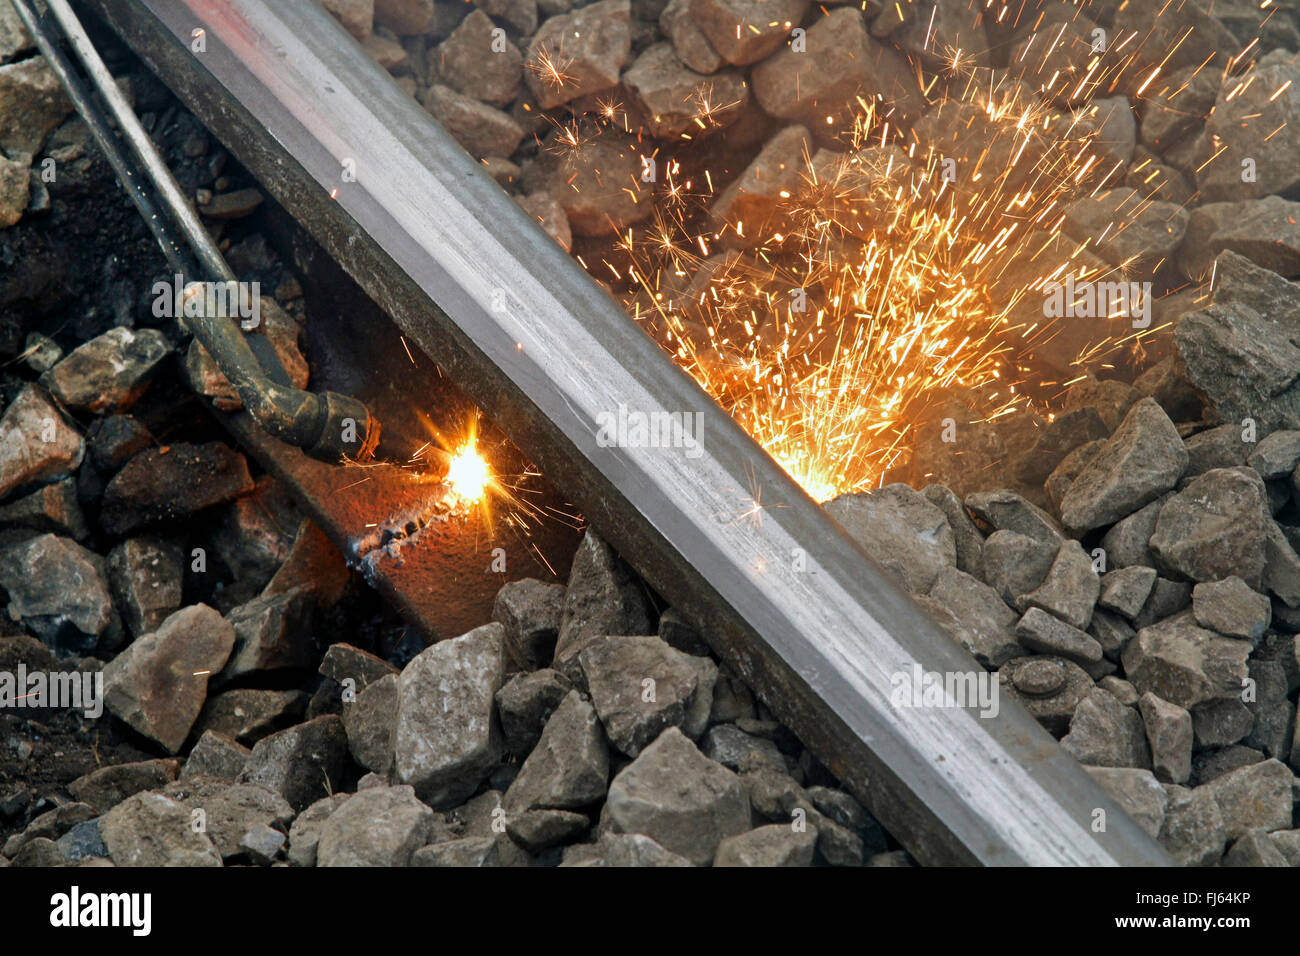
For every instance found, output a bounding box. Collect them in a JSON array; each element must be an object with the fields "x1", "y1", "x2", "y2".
[{"x1": 86, "y1": 0, "x2": 1172, "y2": 865}]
